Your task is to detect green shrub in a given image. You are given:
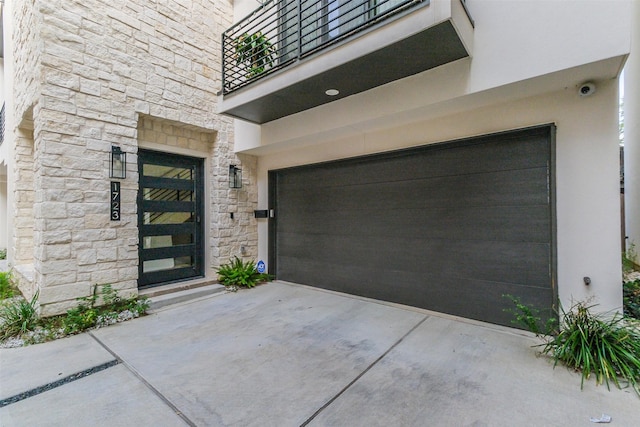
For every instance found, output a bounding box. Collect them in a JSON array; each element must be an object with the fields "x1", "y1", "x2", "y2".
[
  {"x1": 505, "y1": 297, "x2": 640, "y2": 396},
  {"x1": 0, "y1": 248, "x2": 6, "y2": 260},
  {"x1": 64, "y1": 304, "x2": 98, "y2": 334},
  {"x1": 216, "y1": 257, "x2": 272, "y2": 288},
  {"x1": 63, "y1": 284, "x2": 149, "y2": 334},
  {"x1": 624, "y1": 279, "x2": 640, "y2": 320},
  {"x1": 0, "y1": 284, "x2": 149, "y2": 346},
  {"x1": 0, "y1": 291, "x2": 39, "y2": 339},
  {"x1": 0, "y1": 272, "x2": 15, "y2": 300},
  {"x1": 63, "y1": 285, "x2": 101, "y2": 334},
  {"x1": 543, "y1": 302, "x2": 640, "y2": 396},
  {"x1": 126, "y1": 296, "x2": 150, "y2": 317}
]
